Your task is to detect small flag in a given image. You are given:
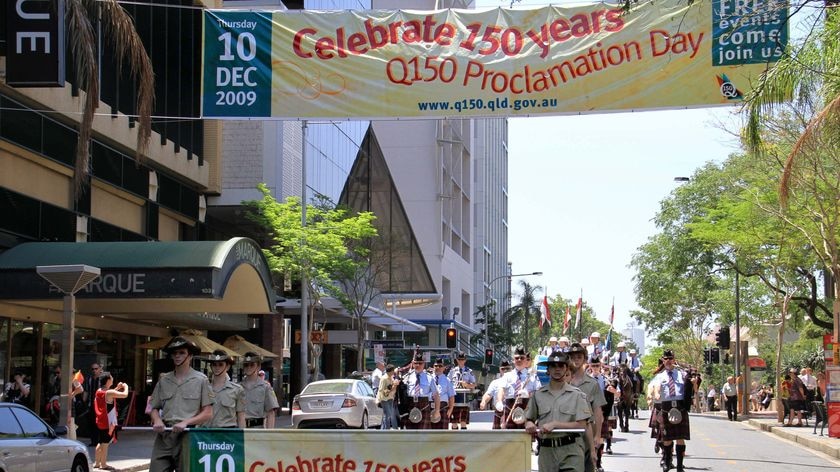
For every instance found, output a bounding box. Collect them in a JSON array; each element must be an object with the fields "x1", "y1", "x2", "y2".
[
  {"x1": 73, "y1": 370, "x2": 84, "y2": 384},
  {"x1": 563, "y1": 305, "x2": 570, "y2": 334},
  {"x1": 574, "y1": 292, "x2": 582, "y2": 330},
  {"x1": 539, "y1": 296, "x2": 552, "y2": 328}
]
